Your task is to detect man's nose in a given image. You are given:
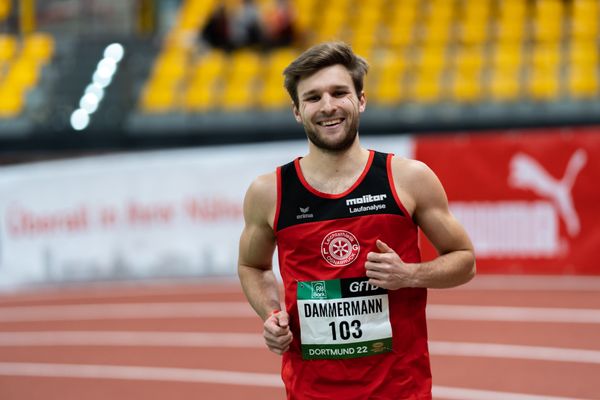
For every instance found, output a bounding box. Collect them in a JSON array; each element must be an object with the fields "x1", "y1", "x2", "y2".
[{"x1": 320, "y1": 94, "x2": 337, "y2": 113}]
